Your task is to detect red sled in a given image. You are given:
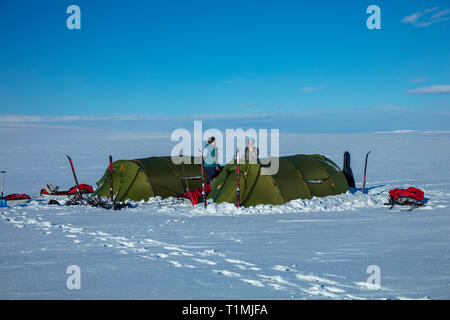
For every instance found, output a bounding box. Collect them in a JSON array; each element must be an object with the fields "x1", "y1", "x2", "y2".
[
  {"x1": 386, "y1": 187, "x2": 425, "y2": 210},
  {"x1": 389, "y1": 187, "x2": 424, "y2": 201},
  {"x1": 40, "y1": 184, "x2": 94, "y2": 199},
  {"x1": 5, "y1": 193, "x2": 31, "y2": 205}
]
